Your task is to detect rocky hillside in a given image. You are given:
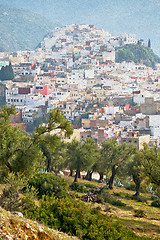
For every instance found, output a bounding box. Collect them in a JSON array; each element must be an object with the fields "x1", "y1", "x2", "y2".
[
  {"x1": 0, "y1": 5, "x2": 55, "y2": 52},
  {"x1": 0, "y1": 206, "x2": 78, "y2": 240}
]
